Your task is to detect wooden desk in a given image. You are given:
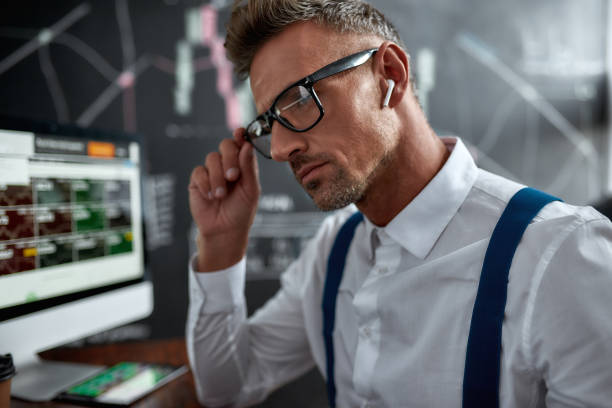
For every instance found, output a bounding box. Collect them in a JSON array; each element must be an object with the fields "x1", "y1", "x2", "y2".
[{"x1": 11, "y1": 338, "x2": 202, "y2": 408}]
